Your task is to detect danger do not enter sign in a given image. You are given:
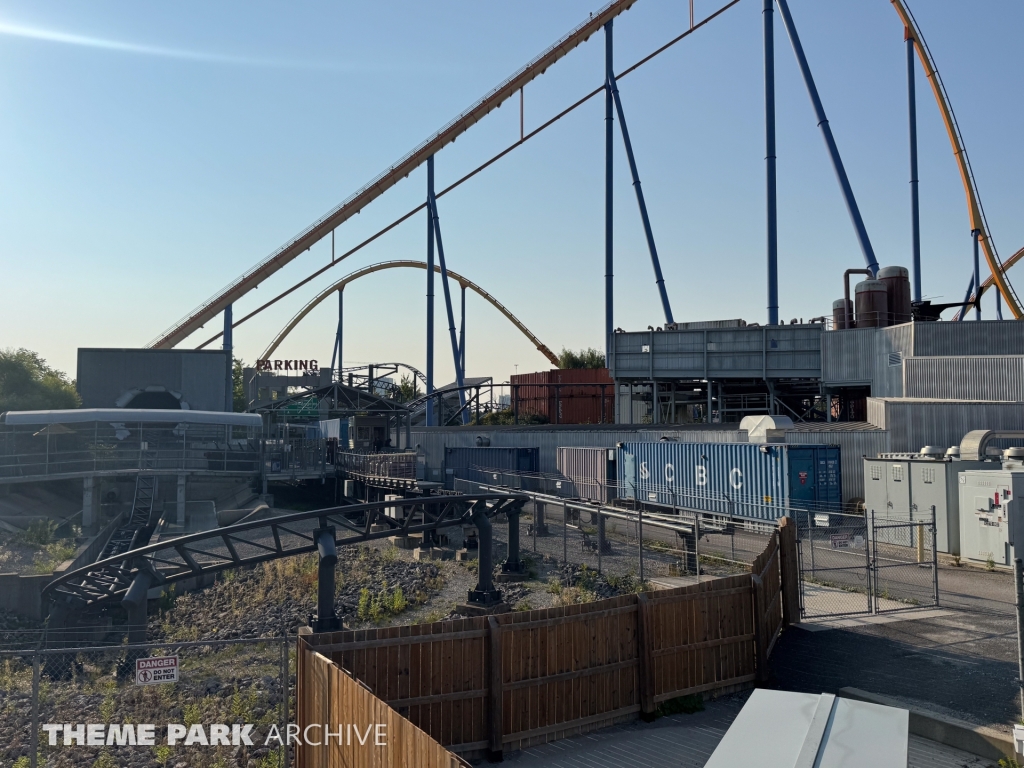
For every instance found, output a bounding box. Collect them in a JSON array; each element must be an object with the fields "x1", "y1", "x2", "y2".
[{"x1": 135, "y1": 655, "x2": 179, "y2": 686}]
